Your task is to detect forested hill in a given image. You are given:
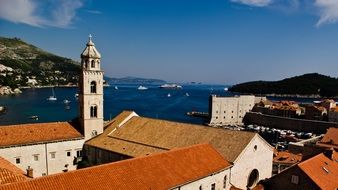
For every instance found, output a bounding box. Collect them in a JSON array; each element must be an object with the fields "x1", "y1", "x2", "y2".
[
  {"x1": 0, "y1": 37, "x2": 80, "y2": 87},
  {"x1": 228, "y1": 73, "x2": 338, "y2": 97}
]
